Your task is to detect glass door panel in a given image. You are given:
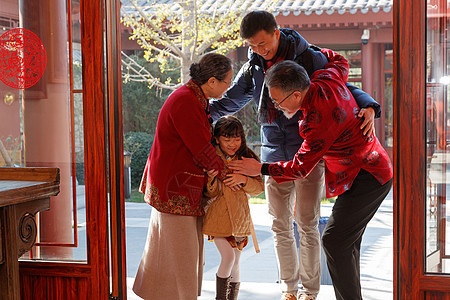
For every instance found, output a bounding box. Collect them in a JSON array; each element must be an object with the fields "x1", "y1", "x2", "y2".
[
  {"x1": 426, "y1": 0, "x2": 450, "y2": 274},
  {"x1": 0, "y1": 0, "x2": 88, "y2": 262}
]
